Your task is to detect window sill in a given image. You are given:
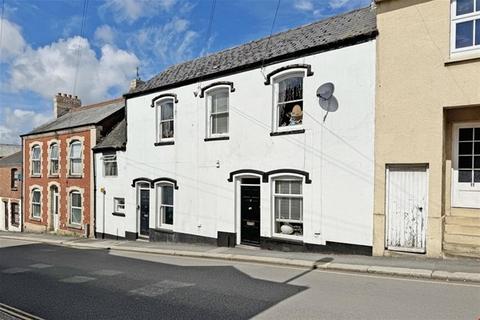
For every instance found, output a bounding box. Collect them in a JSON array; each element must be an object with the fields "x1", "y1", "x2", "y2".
[
  {"x1": 30, "y1": 175, "x2": 41, "y2": 178},
  {"x1": 152, "y1": 227, "x2": 174, "y2": 234},
  {"x1": 154, "y1": 141, "x2": 175, "y2": 146},
  {"x1": 271, "y1": 235, "x2": 304, "y2": 244},
  {"x1": 104, "y1": 175, "x2": 118, "y2": 178},
  {"x1": 270, "y1": 129, "x2": 305, "y2": 136},
  {"x1": 48, "y1": 174, "x2": 60, "y2": 178},
  {"x1": 67, "y1": 175, "x2": 83, "y2": 179},
  {"x1": 445, "y1": 53, "x2": 480, "y2": 66},
  {"x1": 204, "y1": 136, "x2": 229, "y2": 142},
  {"x1": 10, "y1": 188, "x2": 18, "y2": 191},
  {"x1": 112, "y1": 212, "x2": 126, "y2": 217},
  {"x1": 30, "y1": 217, "x2": 42, "y2": 222},
  {"x1": 67, "y1": 224, "x2": 83, "y2": 230}
]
